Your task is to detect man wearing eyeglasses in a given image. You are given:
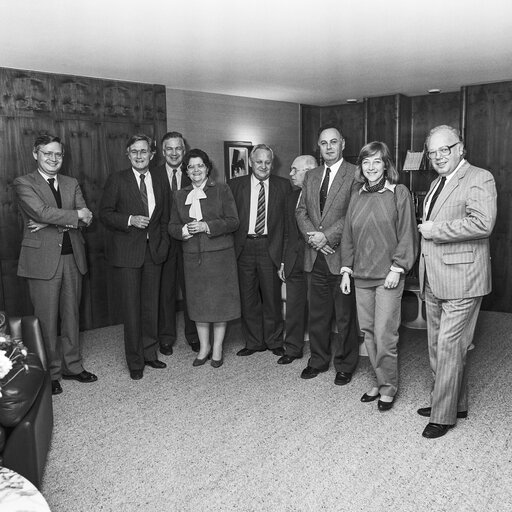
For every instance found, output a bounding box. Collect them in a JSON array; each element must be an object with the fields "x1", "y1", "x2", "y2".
[
  {"x1": 99, "y1": 134, "x2": 170, "y2": 380},
  {"x1": 153, "y1": 131, "x2": 199, "y2": 356},
  {"x1": 15, "y1": 134, "x2": 97, "y2": 395},
  {"x1": 277, "y1": 155, "x2": 318, "y2": 365},
  {"x1": 417, "y1": 125, "x2": 497, "y2": 438}
]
